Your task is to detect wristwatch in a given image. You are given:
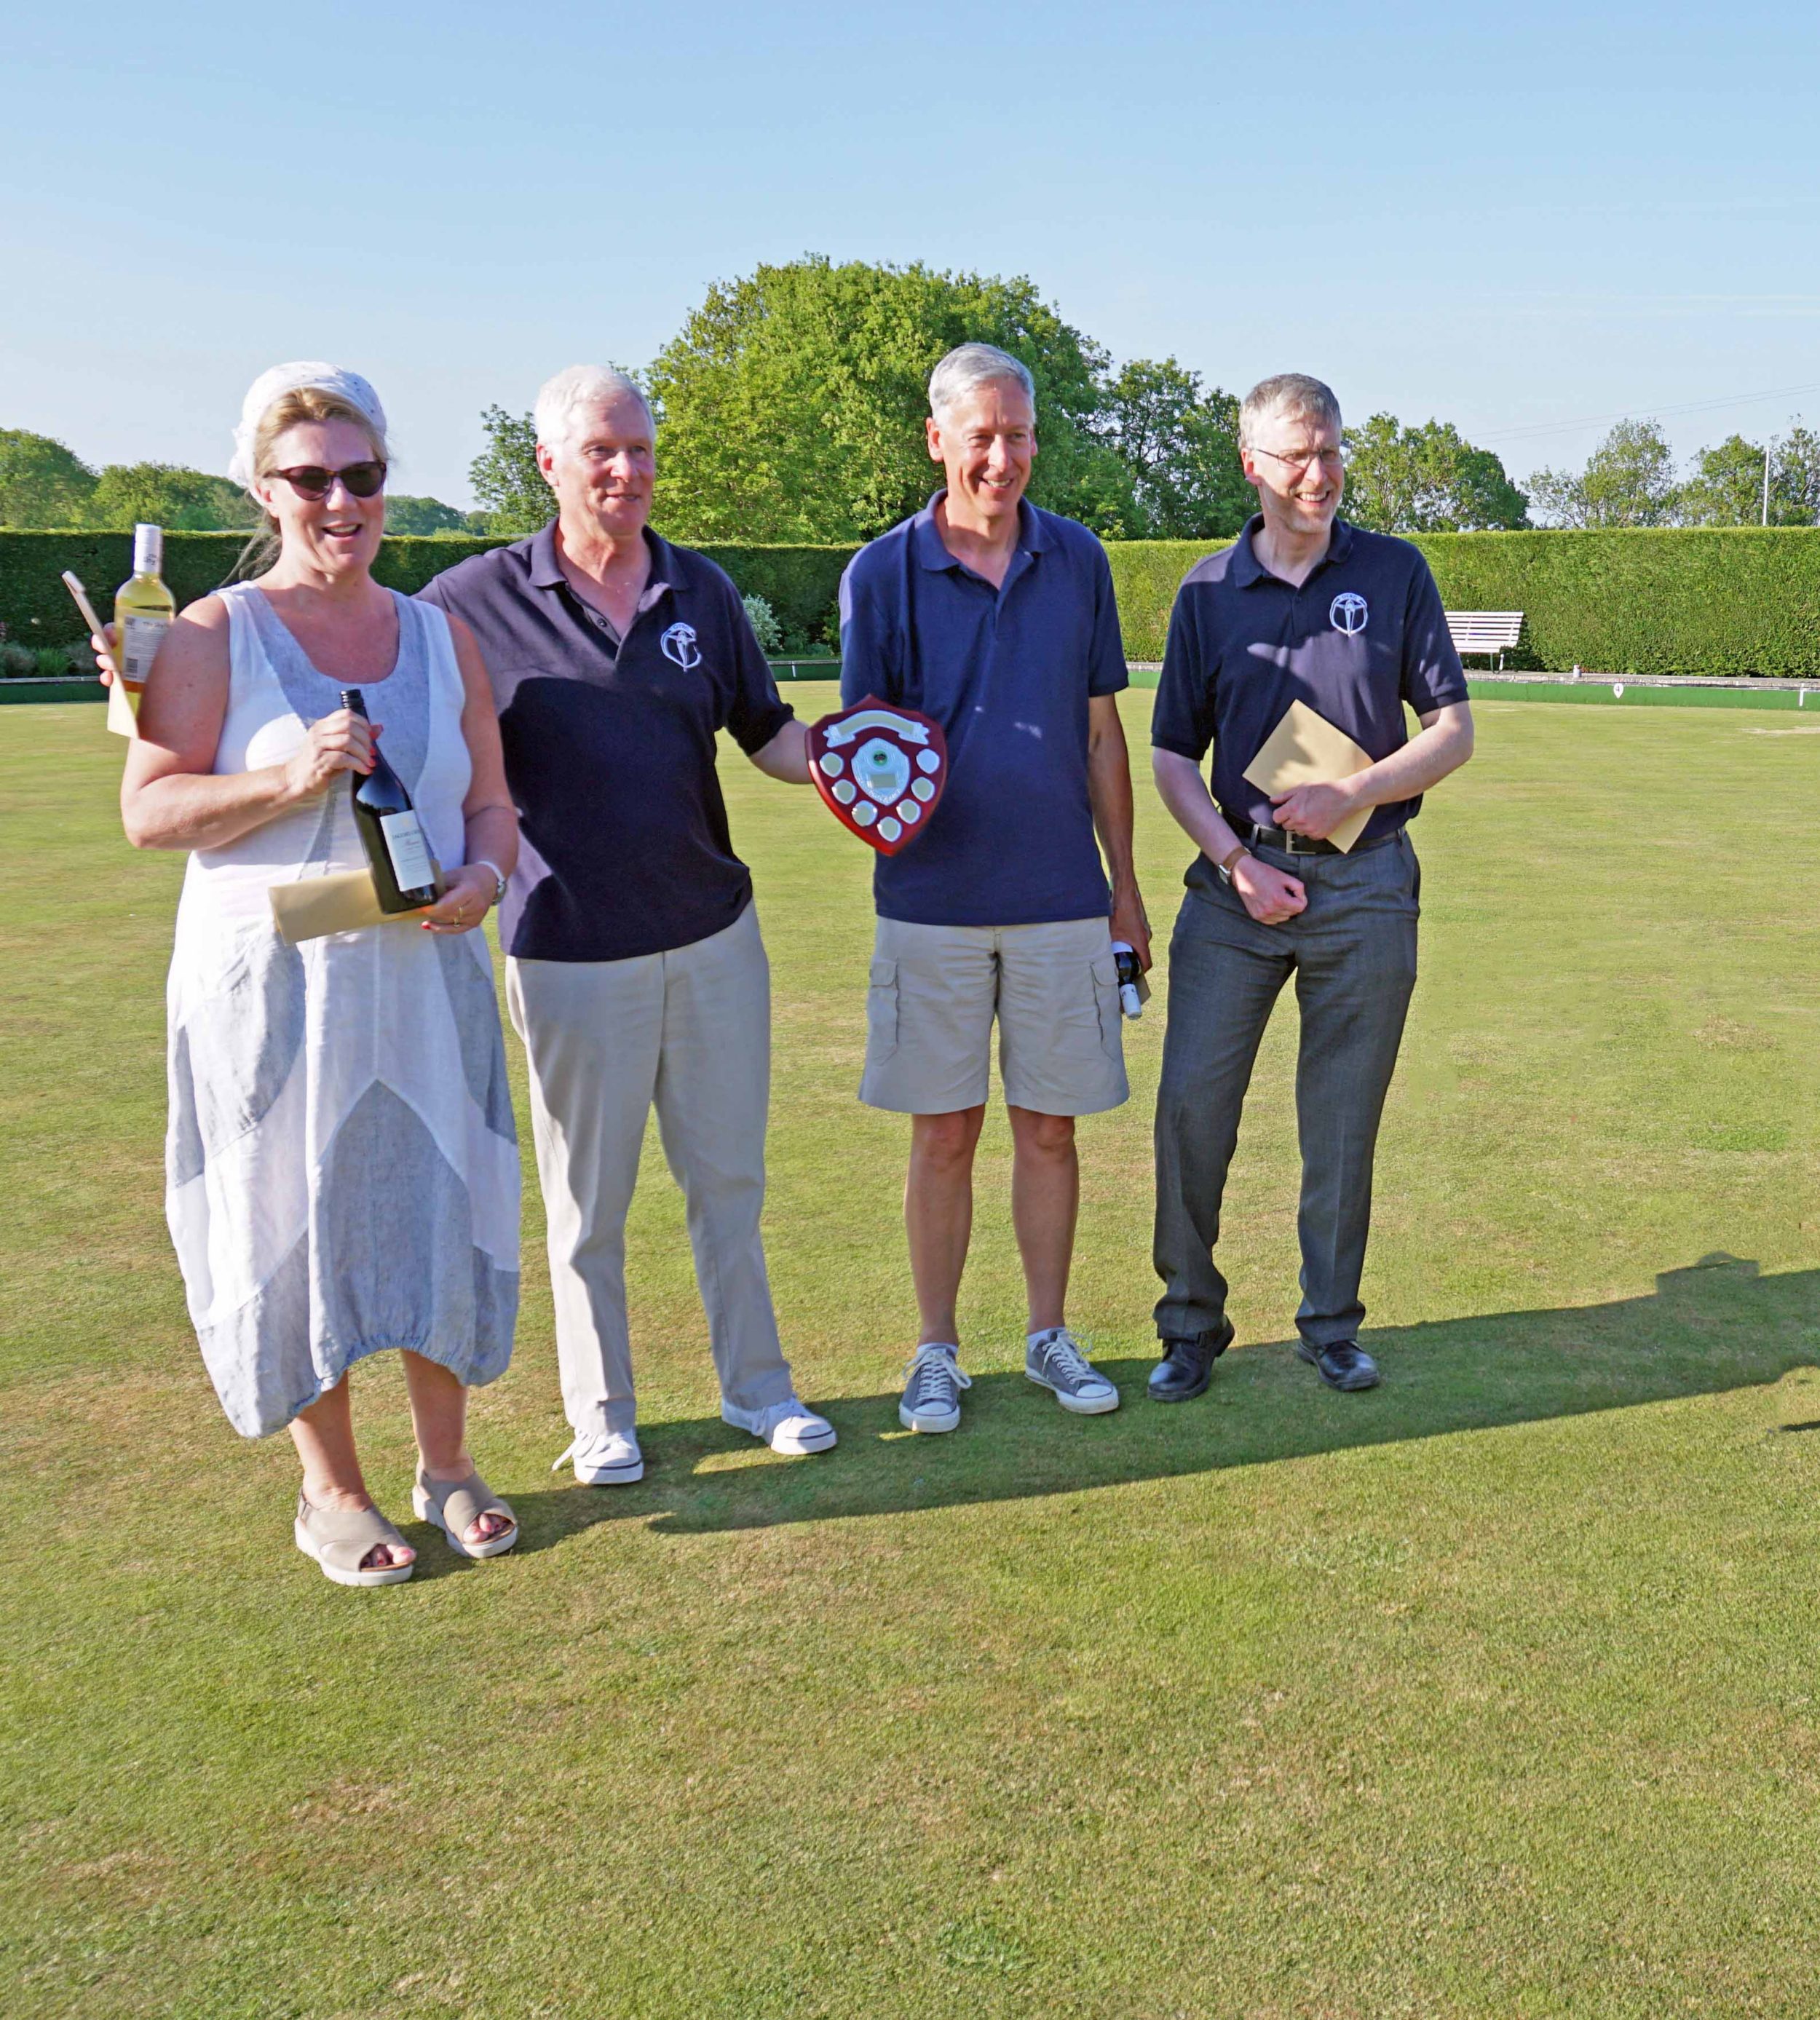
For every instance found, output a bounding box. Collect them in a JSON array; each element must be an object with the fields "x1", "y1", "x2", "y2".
[{"x1": 1215, "y1": 842, "x2": 1249, "y2": 888}]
